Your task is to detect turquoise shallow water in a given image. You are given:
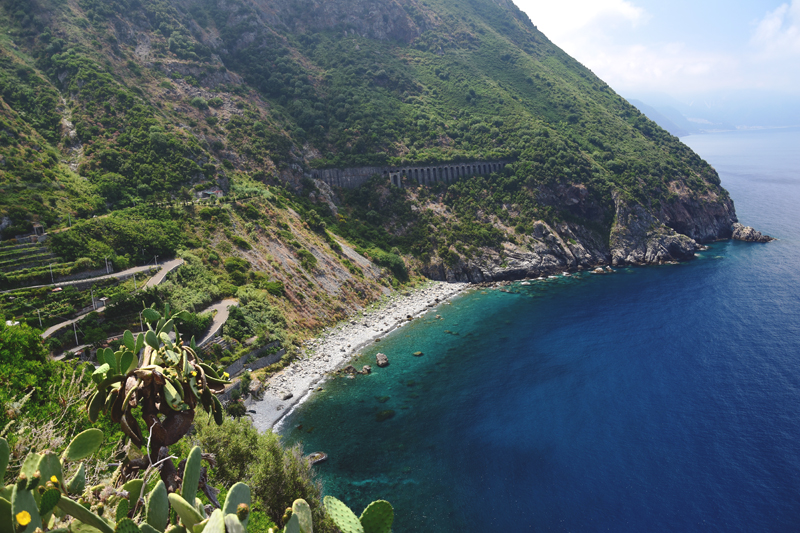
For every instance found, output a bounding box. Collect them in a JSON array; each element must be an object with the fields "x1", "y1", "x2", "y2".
[{"x1": 280, "y1": 127, "x2": 800, "y2": 531}]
